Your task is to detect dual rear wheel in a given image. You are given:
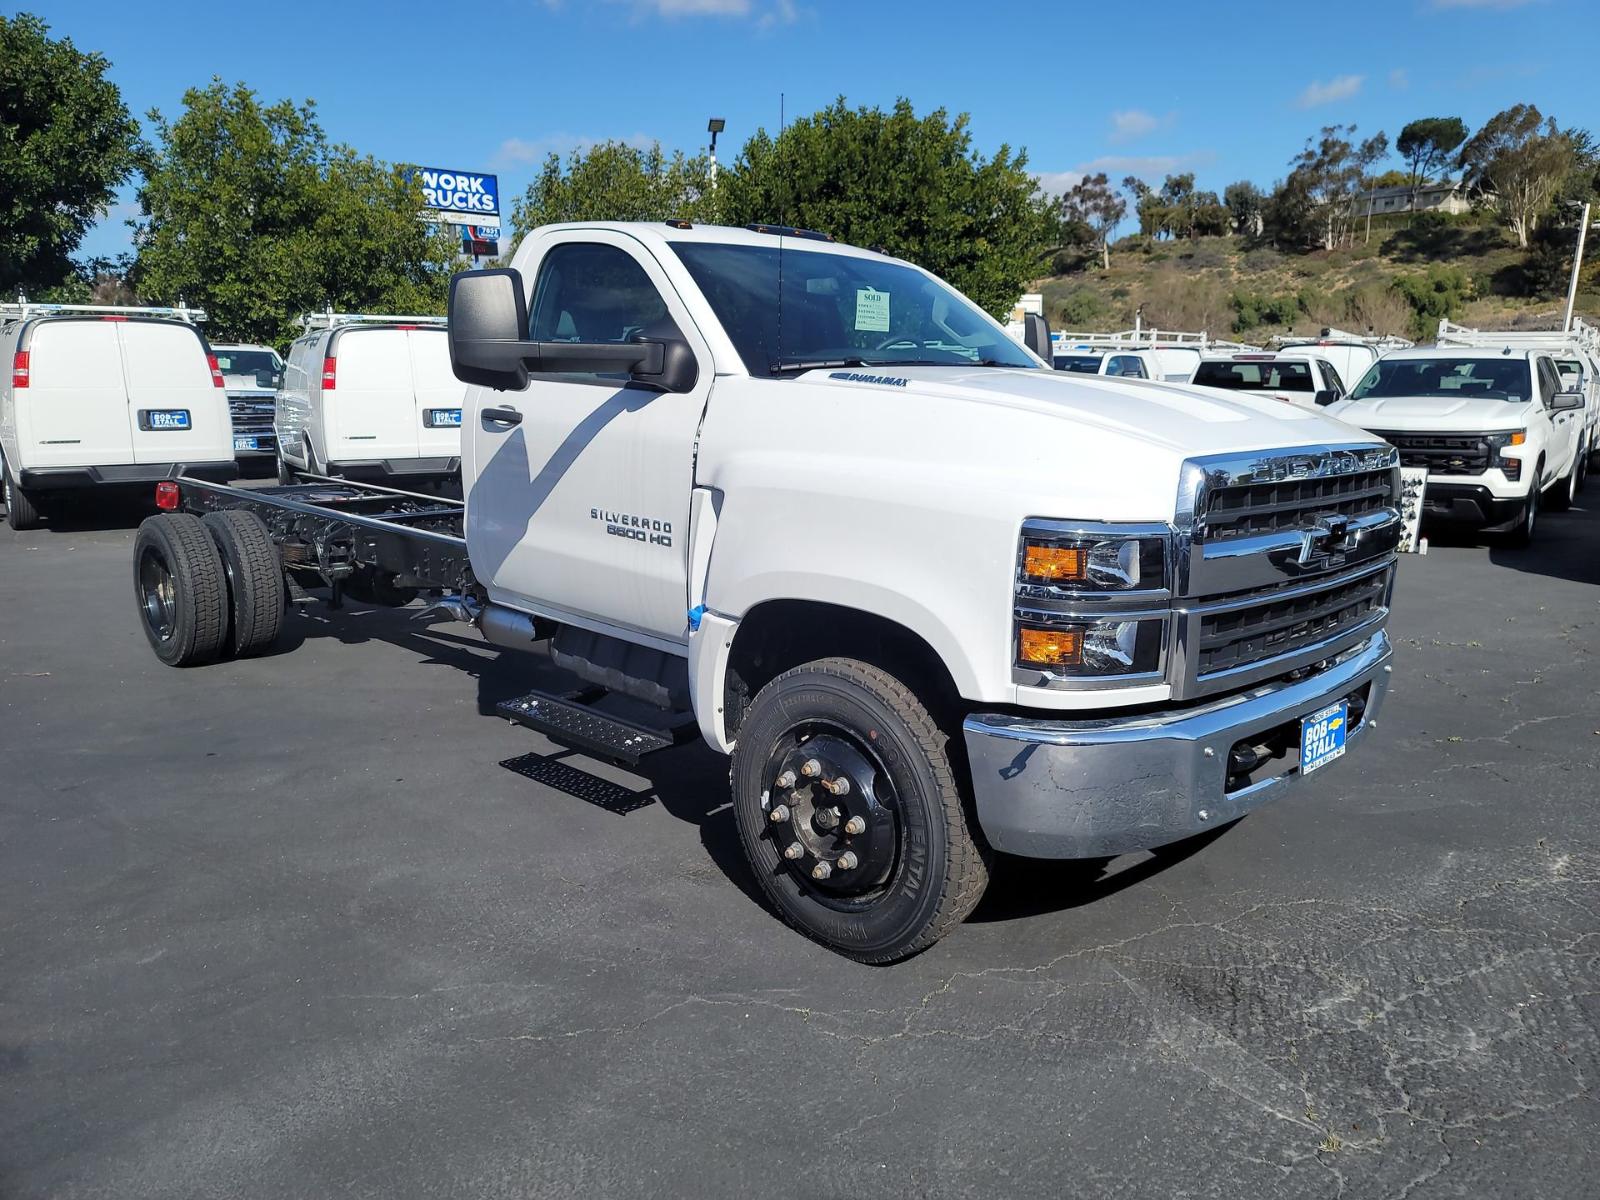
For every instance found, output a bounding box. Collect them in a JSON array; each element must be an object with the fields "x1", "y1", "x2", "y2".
[{"x1": 134, "y1": 511, "x2": 285, "y2": 666}]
